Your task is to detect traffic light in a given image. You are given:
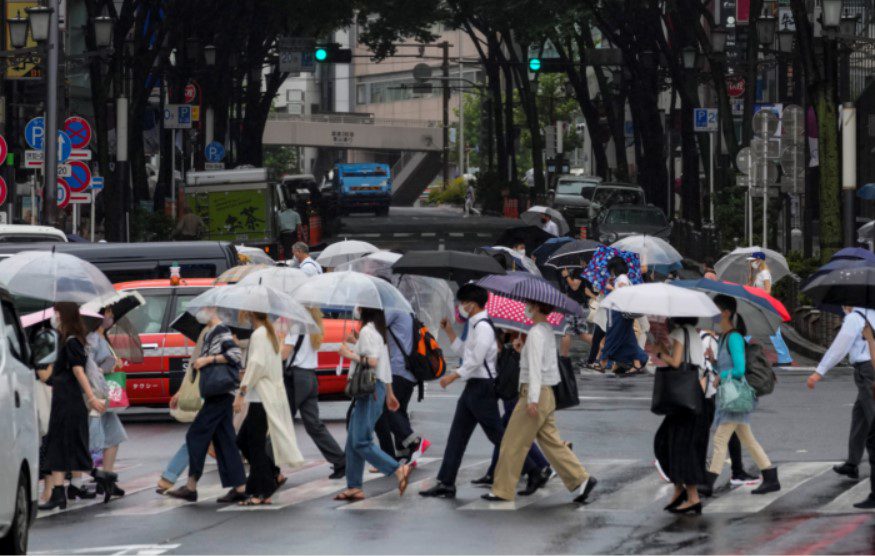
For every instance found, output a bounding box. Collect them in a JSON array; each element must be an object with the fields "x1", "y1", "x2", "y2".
[
  {"x1": 528, "y1": 57, "x2": 542, "y2": 72},
  {"x1": 314, "y1": 43, "x2": 352, "y2": 64},
  {"x1": 526, "y1": 58, "x2": 564, "y2": 73}
]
